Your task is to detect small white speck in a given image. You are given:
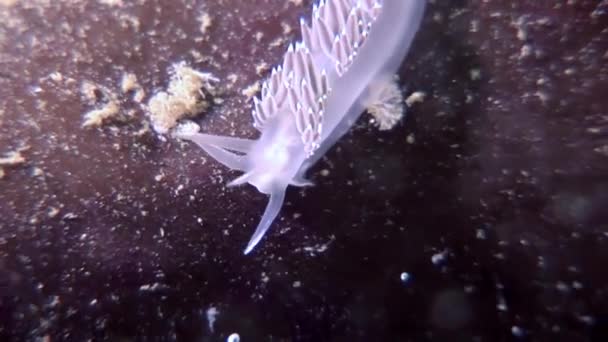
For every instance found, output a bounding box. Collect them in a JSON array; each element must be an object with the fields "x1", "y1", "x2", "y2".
[
  {"x1": 405, "y1": 91, "x2": 426, "y2": 107},
  {"x1": 556, "y1": 281, "x2": 569, "y2": 292},
  {"x1": 31, "y1": 167, "x2": 44, "y2": 177},
  {"x1": 173, "y1": 120, "x2": 201, "y2": 137},
  {"x1": 320, "y1": 169, "x2": 330, "y2": 177},
  {"x1": 63, "y1": 212, "x2": 78, "y2": 220},
  {"x1": 227, "y1": 333, "x2": 240, "y2": 342},
  {"x1": 431, "y1": 250, "x2": 448, "y2": 265},
  {"x1": 261, "y1": 272, "x2": 269, "y2": 283},
  {"x1": 511, "y1": 326, "x2": 524, "y2": 337},
  {"x1": 139, "y1": 283, "x2": 165, "y2": 292},
  {"x1": 406, "y1": 133, "x2": 415, "y2": 144},
  {"x1": 497, "y1": 296, "x2": 508, "y2": 312},
  {"x1": 578, "y1": 315, "x2": 595, "y2": 325},
  {"x1": 293, "y1": 281, "x2": 302, "y2": 288},
  {"x1": 400, "y1": 272, "x2": 410, "y2": 283},
  {"x1": 89, "y1": 298, "x2": 98, "y2": 306},
  {"x1": 476, "y1": 229, "x2": 486, "y2": 240},
  {"x1": 206, "y1": 306, "x2": 219, "y2": 333},
  {"x1": 469, "y1": 68, "x2": 481, "y2": 81},
  {"x1": 520, "y1": 44, "x2": 532, "y2": 58},
  {"x1": 47, "y1": 207, "x2": 60, "y2": 218}
]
